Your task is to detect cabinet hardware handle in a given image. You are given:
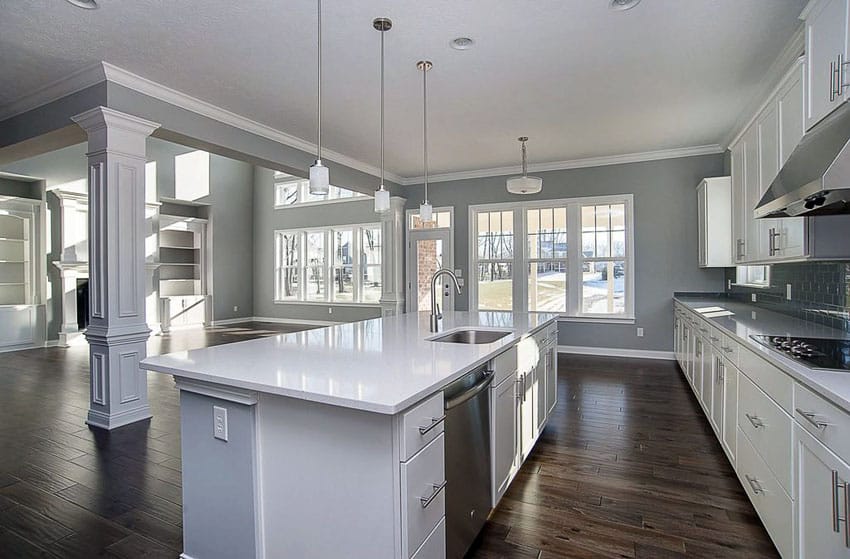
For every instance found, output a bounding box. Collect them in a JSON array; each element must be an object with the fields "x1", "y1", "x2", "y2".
[
  {"x1": 745, "y1": 474, "x2": 764, "y2": 495},
  {"x1": 736, "y1": 239, "x2": 745, "y2": 260},
  {"x1": 709, "y1": 336, "x2": 720, "y2": 342},
  {"x1": 768, "y1": 227, "x2": 774, "y2": 256},
  {"x1": 745, "y1": 413, "x2": 763, "y2": 429},
  {"x1": 418, "y1": 415, "x2": 446, "y2": 435},
  {"x1": 722, "y1": 346, "x2": 734, "y2": 353},
  {"x1": 795, "y1": 408, "x2": 829, "y2": 430},
  {"x1": 699, "y1": 327, "x2": 708, "y2": 333},
  {"x1": 831, "y1": 60, "x2": 837, "y2": 102},
  {"x1": 845, "y1": 481, "x2": 850, "y2": 548},
  {"x1": 420, "y1": 480, "x2": 447, "y2": 508},
  {"x1": 833, "y1": 470, "x2": 844, "y2": 533}
]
